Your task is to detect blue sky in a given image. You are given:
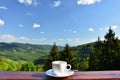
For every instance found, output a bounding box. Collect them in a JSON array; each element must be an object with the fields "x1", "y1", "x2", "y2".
[{"x1": 0, "y1": 0, "x2": 120, "y2": 46}]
